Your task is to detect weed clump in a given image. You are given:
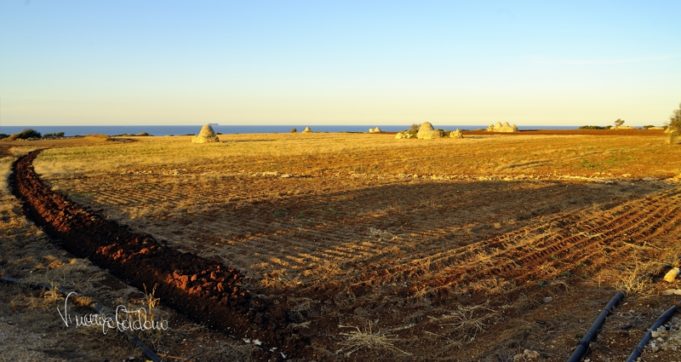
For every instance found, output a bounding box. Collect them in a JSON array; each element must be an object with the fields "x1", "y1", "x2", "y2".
[{"x1": 336, "y1": 324, "x2": 411, "y2": 357}]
